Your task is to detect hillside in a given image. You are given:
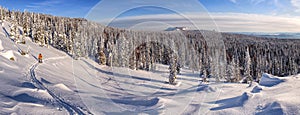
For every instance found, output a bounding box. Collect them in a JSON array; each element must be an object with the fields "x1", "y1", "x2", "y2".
[
  {"x1": 1, "y1": 21, "x2": 300, "y2": 114},
  {"x1": 1, "y1": 7, "x2": 300, "y2": 114},
  {"x1": 1, "y1": 7, "x2": 299, "y2": 83}
]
